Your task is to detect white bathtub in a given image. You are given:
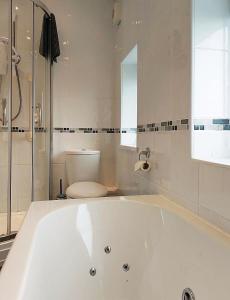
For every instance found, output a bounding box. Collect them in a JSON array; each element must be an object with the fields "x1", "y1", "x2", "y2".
[{"x1": 0, "y1": 195, "x2": 230, "y2": 300}]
